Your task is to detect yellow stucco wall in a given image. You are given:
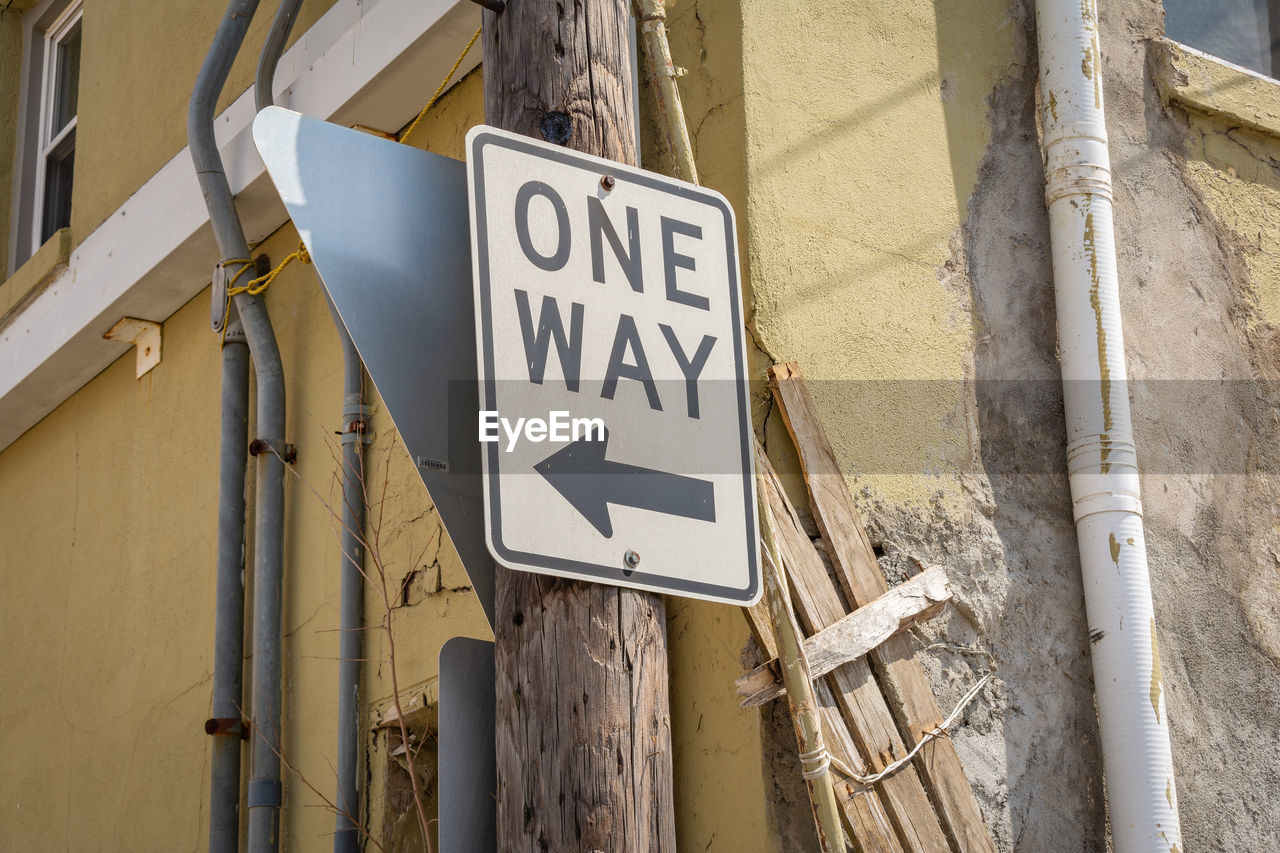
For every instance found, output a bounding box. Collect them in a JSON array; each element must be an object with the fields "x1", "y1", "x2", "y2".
[
  {"x1": 1149, "y1": 39, "x2": 1280, "y2": 666},
  {"x1": 0, "y1": 9, "x2": 24, "y2": 278},
  {"x1": 0, "y1": 258, "x2": 223, "y2": 849},
  {"x1": 2, "y1": 0, "x2": 1146, "y2": 846},
  {"x1": 740, "y1": 0, "x2": 1019, "y2": 512},
  {"x1": 70, "y1": 0, "x2": 335, "y2": 242},
  {"x1": 1154, "y1": 39, "x2": 1280, "y2": 331}
]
